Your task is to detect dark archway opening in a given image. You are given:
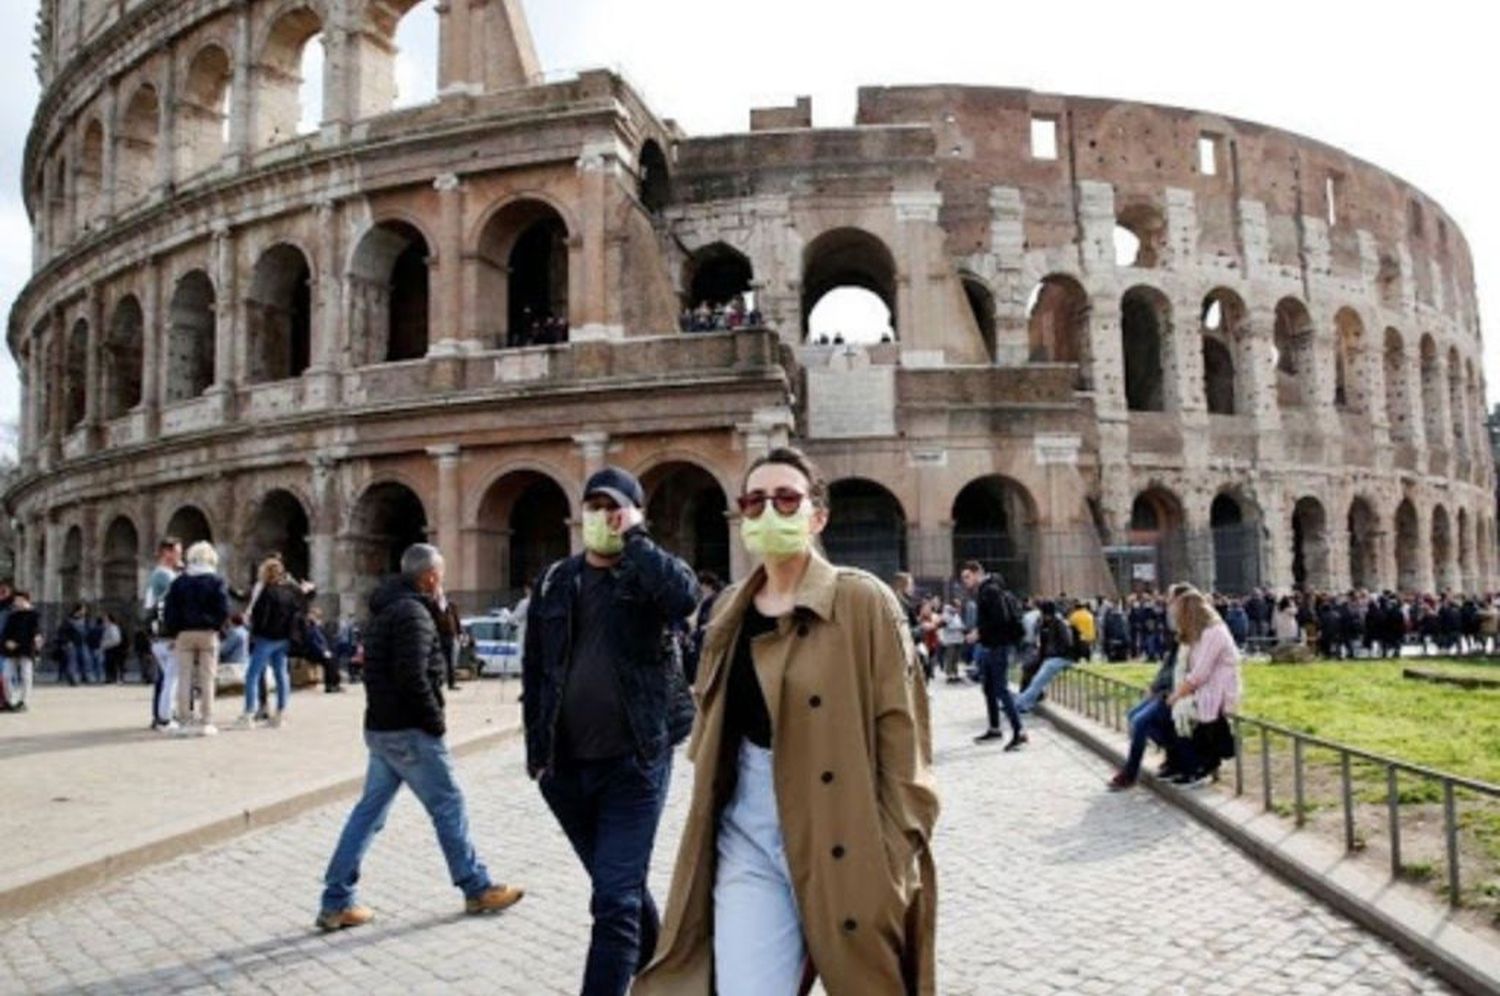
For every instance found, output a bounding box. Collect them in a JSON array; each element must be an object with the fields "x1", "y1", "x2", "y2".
[
  {"x1": 1121, "y1": 287, "x2": 1168, "y2": 412},
  {"x1": 247, "y1": 244, "x2": 313, "y2": 384},
  {"x1": 639, "y1": 140, "x2": 670, "y2": 214},
  {"x1": 246, "y1": 490, "x2": 311, "y2": 588},
  {"x1": 952, "y1": 476, "x2": 1036, "y2": 594},
  {"x1": 824, "y1": 479, "x2": 907, "y2": 581},
  {"x1": 643, "y1": 463, "x2": 729, "y2": 581}
]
